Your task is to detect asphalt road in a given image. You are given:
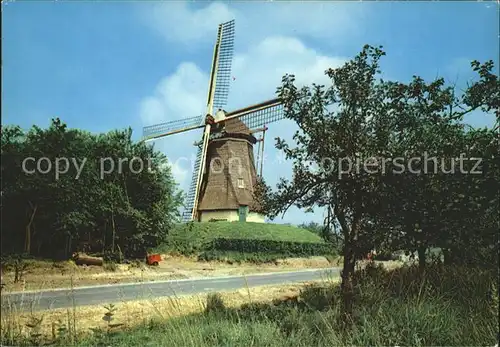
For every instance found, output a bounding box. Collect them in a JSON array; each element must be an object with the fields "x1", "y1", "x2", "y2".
[{"x1": 1, "y1": 268, "x2": 340, "y2": 312}]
